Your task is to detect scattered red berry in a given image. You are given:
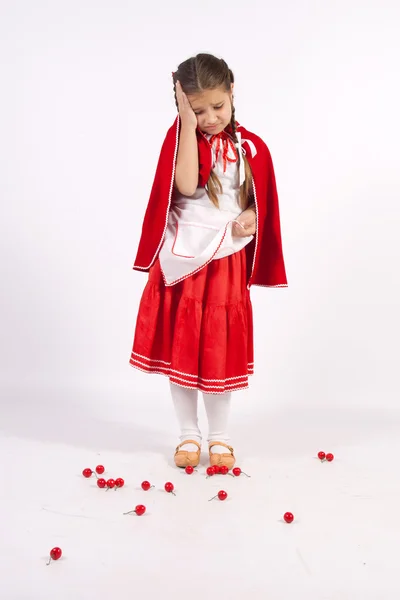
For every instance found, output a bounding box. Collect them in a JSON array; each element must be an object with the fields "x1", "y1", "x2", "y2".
[
  {"x1": 206, "y1": 466, "x2": 216, "y2": 477},
  {"x1": 284, "y1": 512, "x2": 294, "y2": 523},
  {"x1": 123, "y1": 504, "x2": 146, "y2": 516},
  {"x1": 326, "y1": 453, "x2": 334, "y2": 462},
  {"x1": 209, "y1": 490, "x2": 228, "y2": 502},
  {"x1": 213, "y1": 465, "x2": 221, "y2": 474},
  {"x1": 97, "y1": 478, "x2": 106, "y2": 489},
  {"x1": 115, "y1": 478, "x2": 125, "y2": 488},
  {"x1": 95, "y1": 465, "x2": 105, "y2": 475},
  {"x1": 185, "y1": 466, "x2": 194, "y2": 474},
  {"x1": 317, "y1": 451, "x2": 326, "y2": 460},
  {"x1": 164, "y1": 482, "x2": 176, "y2": 495},
  {"x1": 106, "y1": 478, "x2": 116, "y2": 489},
  {"x1": 219, "y1": 465, "x2": 229, "y2": 475},
  {"x1": 141, "y1": 481, "x2": 154, "y2": 491},
  {"x1": 231, "y1": 467, "x2": 251, "y2": 478},
  {"x1": 82, "y1": 467, "x2": 99, "y2": 479},
  {"x1": 50, "y1": 547, "x2": 62, "y2": 560},
  {"x1": 46, "y1": 547, "x2": 62, "y2": 565}
]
